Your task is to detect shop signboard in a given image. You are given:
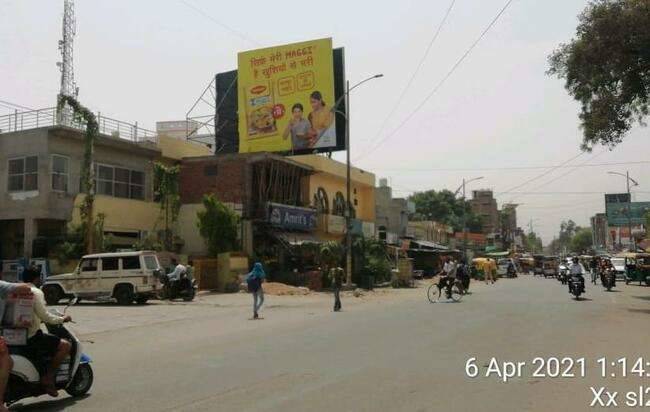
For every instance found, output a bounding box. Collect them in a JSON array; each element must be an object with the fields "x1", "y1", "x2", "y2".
[
  {"x1": 267, "y1": 202, "x2": 317, "y2": 231},
  {"x1": 327, "y1": 214, "x2": 345, "y2": 234}
]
